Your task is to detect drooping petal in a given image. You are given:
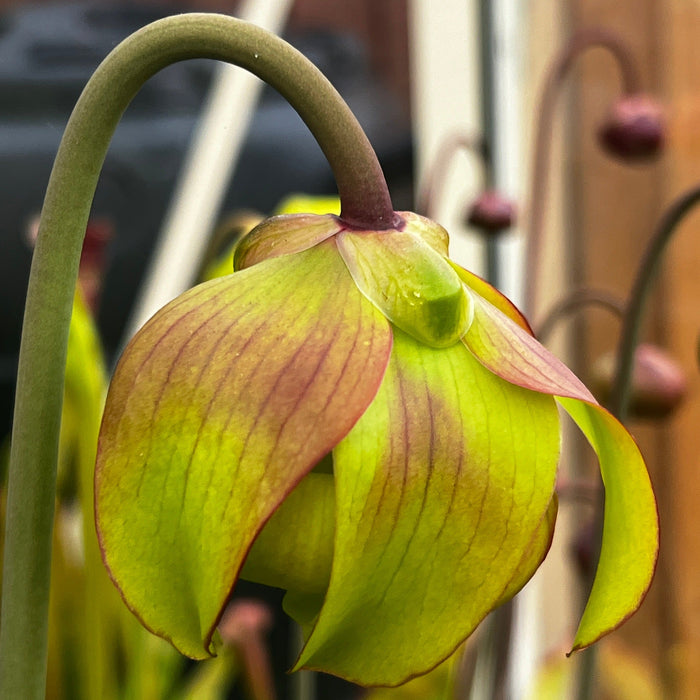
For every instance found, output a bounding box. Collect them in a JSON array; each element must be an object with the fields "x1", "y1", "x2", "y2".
[
  {"x1": 464, "y1": 292, "x2": 594, "y2": 400},
  {"x1": 450, "y1": 261, "x2": 533, "y2": 333},
  {"x1": 558, "y1": 398, "x2": 658, "y2": 652},
  {"x1": 337, "y1": 230, "x2": 472, "y2": 348},
  {"x1": 234, "y1": 213, "x2": 340, "y2": 269},
  {"x1": 240, "y1": 472, "x2": 335, "y2": 594},
  {"x1": 293, "y1": 328, "x2": 560, "y2": 686},
  {"x1": 464, "y1": 289, "x2": 658, "y2": 651},
  {"x1": 95, "y1": 241, "x2": 392, "y2": 659}
]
